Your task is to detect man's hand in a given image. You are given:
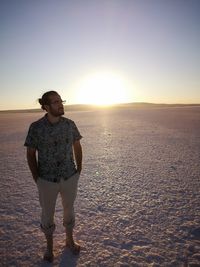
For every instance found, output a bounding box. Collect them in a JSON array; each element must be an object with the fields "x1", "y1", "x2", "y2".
[
  {"x1": 73, "y1": 140, "x2": 82, "y2": 175},
  {"x1": 33, "y1": 175, "x2": 38, "y2": 183},
  {"x1": 26, "y1": 147, "x2": 39, "y2": 183}
]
